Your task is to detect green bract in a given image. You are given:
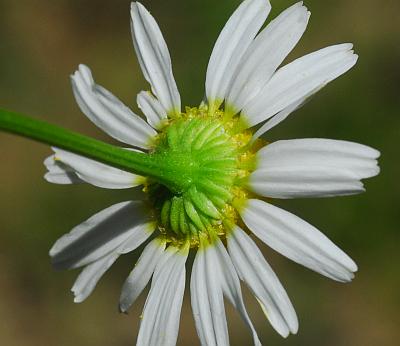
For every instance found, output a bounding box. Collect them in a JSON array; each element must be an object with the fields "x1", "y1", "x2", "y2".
[{"x1": 147, "y1": 106, "x2": 257, "y2": 246}]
